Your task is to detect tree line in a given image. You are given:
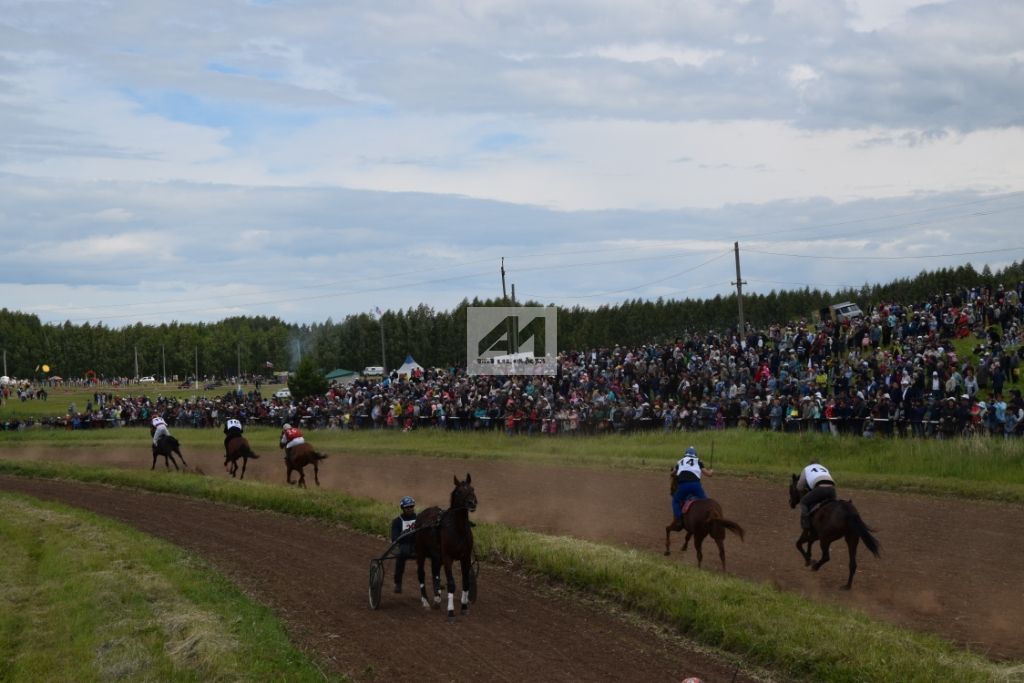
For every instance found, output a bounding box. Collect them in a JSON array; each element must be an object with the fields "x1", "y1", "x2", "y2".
[{"x1": 2, "y1": 261, "x2": 1020, "y2": 380}]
